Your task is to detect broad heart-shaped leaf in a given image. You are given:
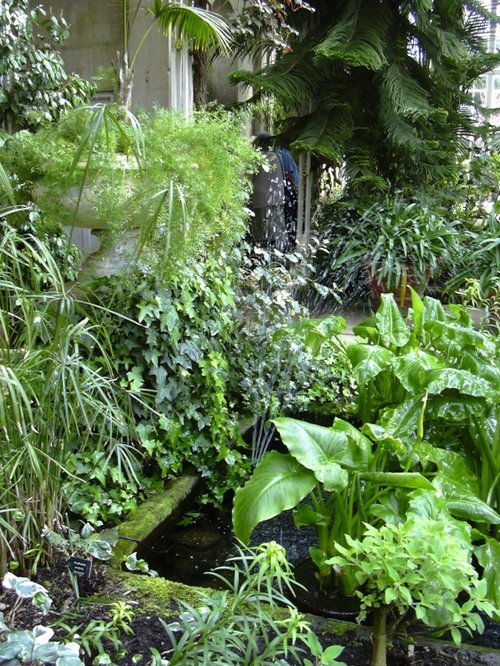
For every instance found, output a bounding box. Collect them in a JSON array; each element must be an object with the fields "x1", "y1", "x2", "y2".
[
  {"x1": 378, "y1": 398, "x2": 421, "y2": 438},
  {"x1": 315, "y1": 462, "x2": 349, "y2": 492},
  {"x1": 375, "y1": 294, "x2": 411, "y2": 348},
  {"x1": 232, "y1": 451, "x2": 316, "y2": 544},
  {"x1": 461, "y1": 350, "x2": 500, "y2": 395},
  {"x1": 392, "y1": 349, "x2": 443, "y2": 394},
  {"x1": 421, "y1": 296, "x2": 447, "y2": 329},
  {"x1": 353, "y1": 313, "x2": 379, "y2": 344},
  {"x1": 347, "y1": 343, "x2": 395, "y2": 384},
  {"x1": 315, "y1": 315, "x2": 347, "y2": 338},
  {"x1": 407, "y1": 488, "x2": 449, "y2": 520},
  {"x1": 272, "y1": 417, "x2": 372, "y2": 490},
  {"x1": 273, "y1": 316, "x2": 346, "y2": 356},
  {"x1": 475, "y1": 538, "x2": 500, "y2": 614},
  {"x1": 426, "y1": 394, "x2": 487, "y2": 423},
  {"x1": 433, "y1": 474, "x2": 500, "y2": 525},
  {"x1": 426, "y1": 368, "x2": 495, "y2": 400}
]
